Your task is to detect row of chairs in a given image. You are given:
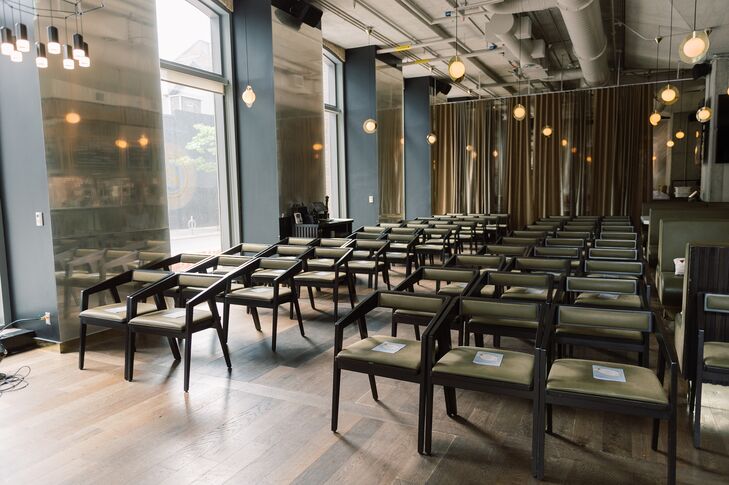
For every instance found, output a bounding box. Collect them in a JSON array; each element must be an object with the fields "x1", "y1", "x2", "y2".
[{"x1": 332, "y1": 292, "x2": 678, "y2": 483}]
